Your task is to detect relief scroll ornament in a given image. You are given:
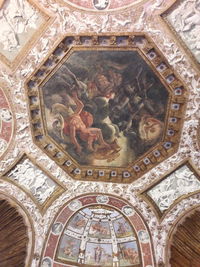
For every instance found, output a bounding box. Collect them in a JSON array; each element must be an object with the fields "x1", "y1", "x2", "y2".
[
  {"x1": 0, "y1": 0, "x2": 42, "y2": 60},
  {"x1": 0, "y1": 89, "x2": 13, "y2": 158},
  {"x1": 165, "y1": 0, "x2": 200, "y2": 63}
]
